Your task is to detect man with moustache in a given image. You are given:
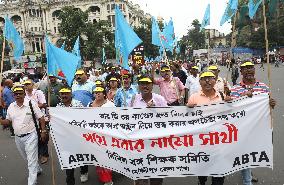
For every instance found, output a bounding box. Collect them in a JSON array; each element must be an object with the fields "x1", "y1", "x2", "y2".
[
  {"x1": 129, "y1": 75, "x2": 167, "y2": 185},
  {"x1": 187, "y1": 71, "x2": 229, "y2": 185},
  {"x1": 71, "y1": 69, "x2": 95, "y2": 182},
  {"x1": 56, "y1": 88, "x2": 84, "y2": 185},
  {"x1": 0, "y1": 87, "x2": 47, "y2": 185},
  {"x1": 152, "y1": 64, "x2": 185, "y2": 106},
  {"x1": 230, "y1": 61, "x2": 276, "y2": 185},
  {"x1": 72, "y1": 69, "x2": 95, "y2": 107},
  {"x1": 114, "y1": 70, "x2": 137, "y2": 107}
]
